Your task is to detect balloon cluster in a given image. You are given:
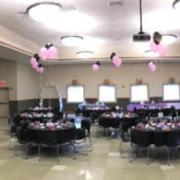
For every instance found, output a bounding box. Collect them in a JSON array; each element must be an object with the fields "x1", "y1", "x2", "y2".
[
  {"x1": 30, "y1": 53, "x2": 45, "y2": 74},
  {"x1": 148, "y1": 61, "x2": 156, "y2": 72},
  {"x1": 110, "y1": 52, "x2": 122, "y2": 67},
  {"x1": 92, "y1": 61, "x2": 100, "y2": 71},
  {"x1": 150, "y1": 32, "x2": 166, "y2": 57},
  {"x1": 40, "y1": 43, "x2": 58, "y2": 61},
  {"x1": 30, "y1": 43, "x2": 58, "y2": 74}
]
